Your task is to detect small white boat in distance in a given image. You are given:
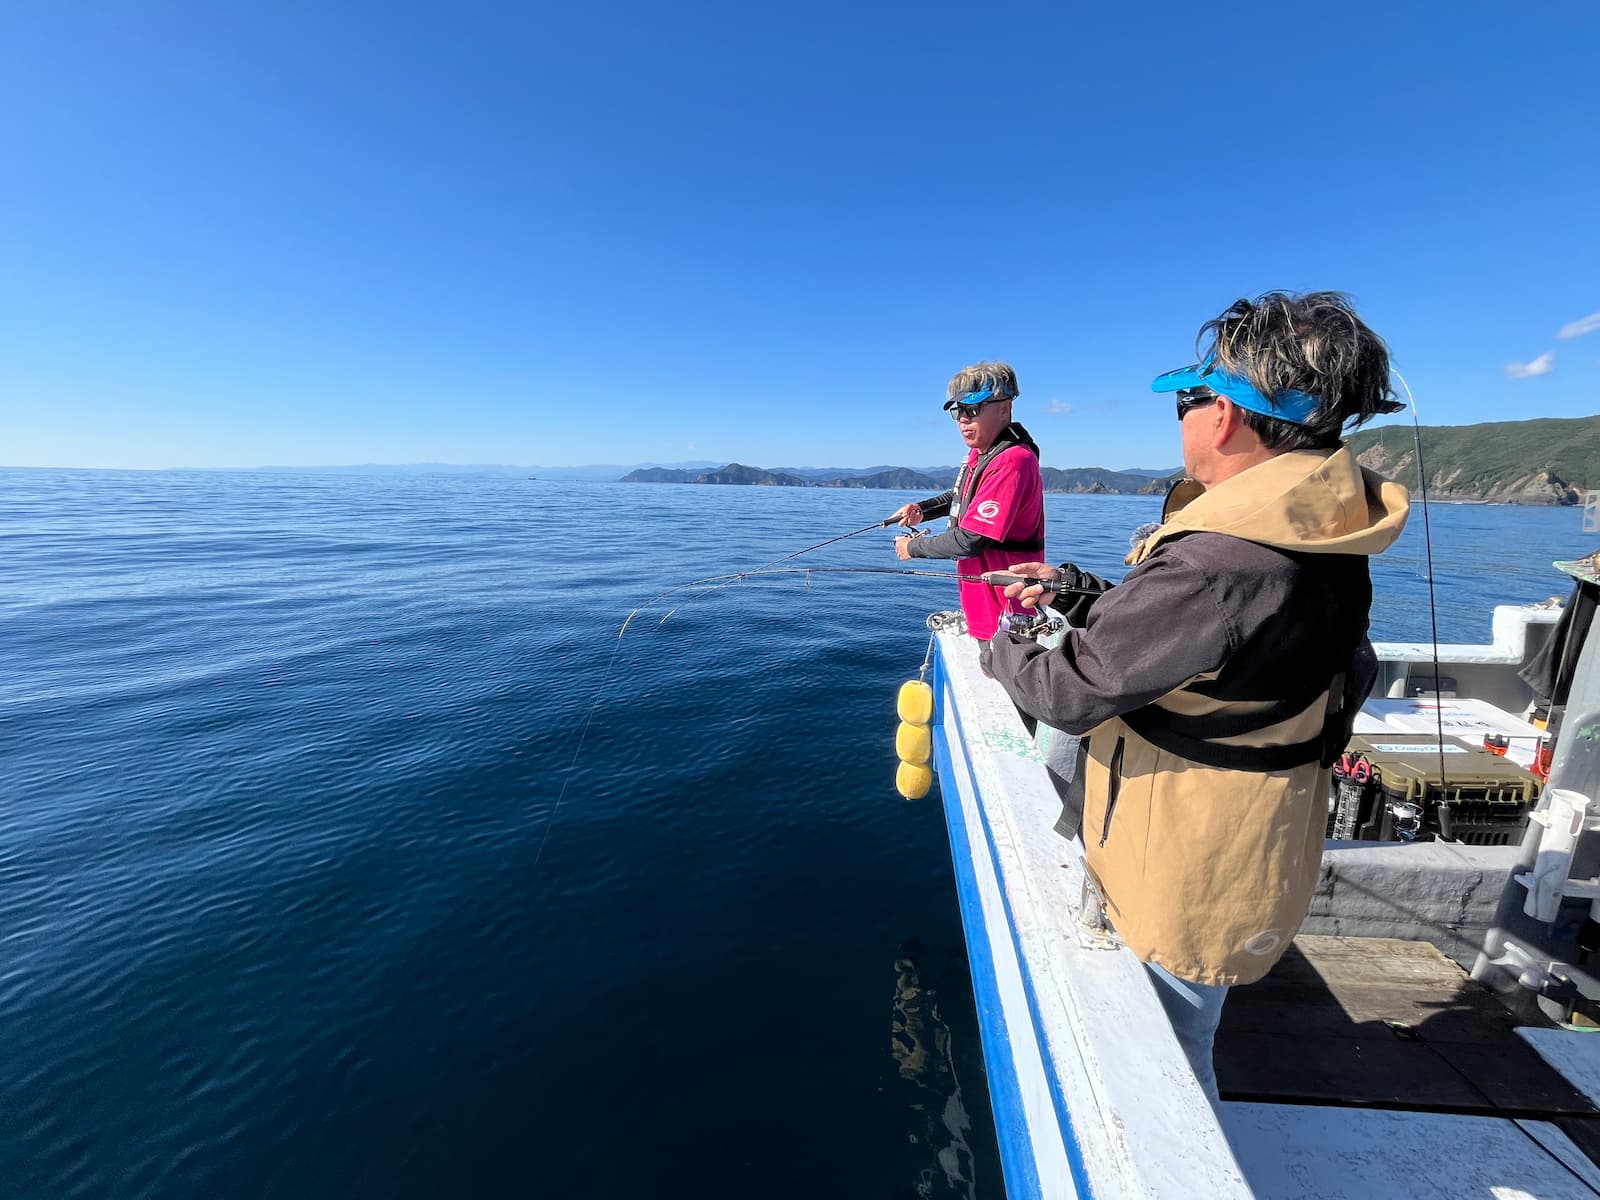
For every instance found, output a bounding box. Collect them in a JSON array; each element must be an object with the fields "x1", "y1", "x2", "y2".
[{"x1": 926, "y1": 550, "x2": 1600, "y2": 1198}]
